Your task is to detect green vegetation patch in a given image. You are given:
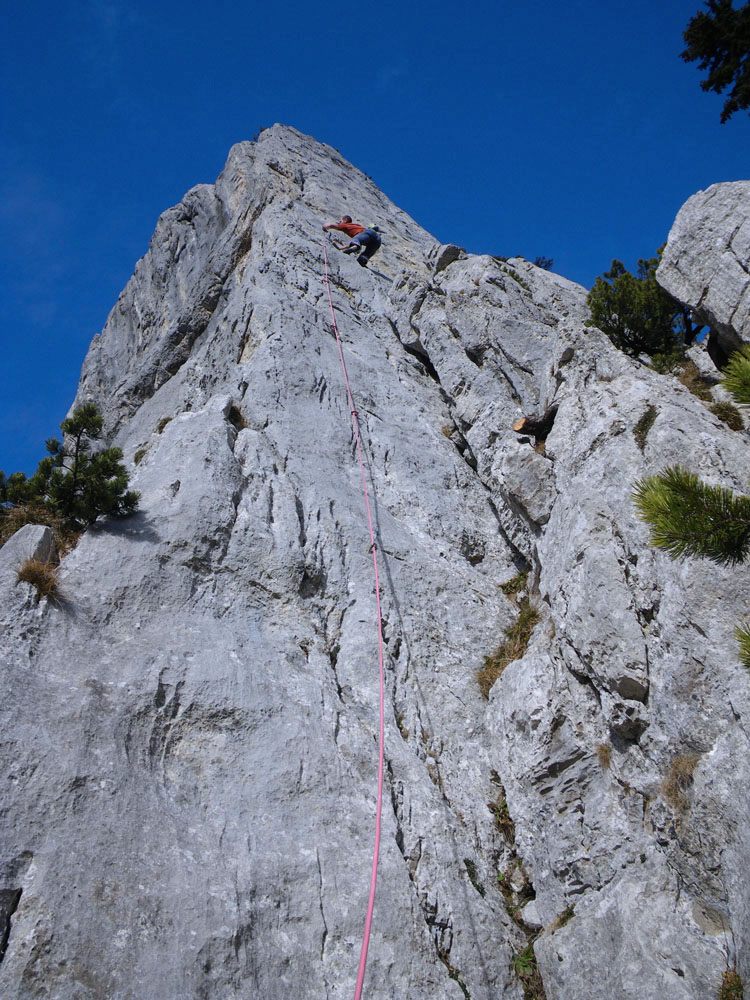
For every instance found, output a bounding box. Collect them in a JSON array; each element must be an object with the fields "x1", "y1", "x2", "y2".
[
  {"x1": 721, "y1": 345, "x2": 750, "y2": 404},
  {"x1": 710, "y1": 401, "x2": 744, "y2": 431},
  {"x1": 463, "y1": 859, "x2": 485, "y2": 897},
  {"x1": 634, "y1": 405, "x2": 658, "y2": 450},
  {"x1": 734, "y1": 623, "x2": 750, "y2": 672},
  {"x1": 586, "y1": 250, "x2": 696, "y2": 361},
  {"x1": 512, "y1": 944, "x2": 546, "y2": 1000},
  {"x1": 501, "y1": 570, "x2": 529, "y2": 598},
  {"x1": 633, "y1": 466, "x2": 750, "y2": 566},
  {"x1": 719, "y1": 969, "x2": 744, "y2": 1000},
  {"x1": 478, "y1": 599, "x2": 540, "y2": 698}
]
